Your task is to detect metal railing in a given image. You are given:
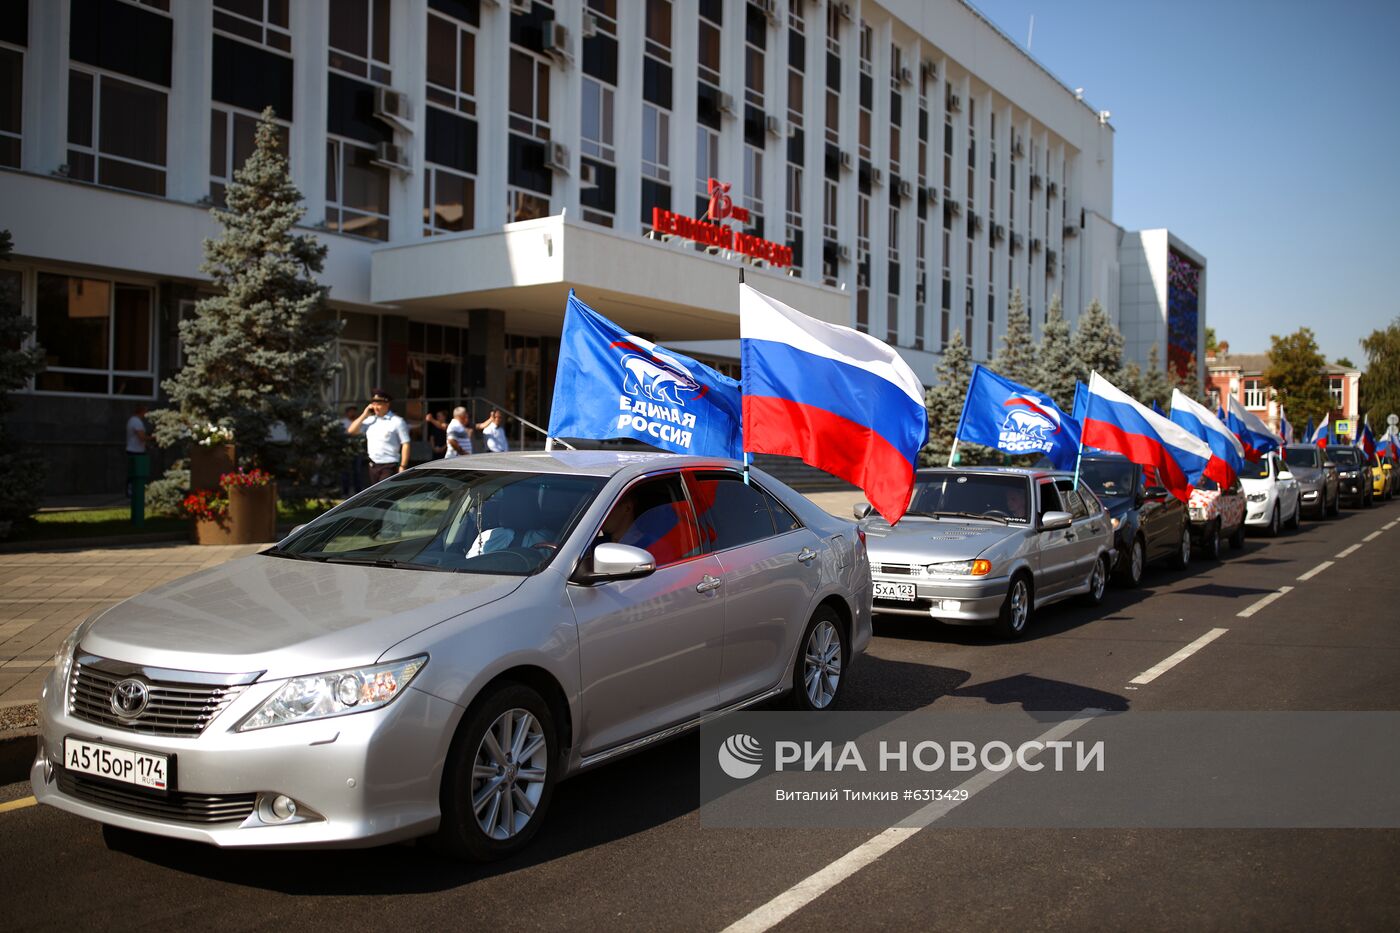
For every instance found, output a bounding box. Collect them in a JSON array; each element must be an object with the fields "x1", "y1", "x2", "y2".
[{"x1": 462, "y1": 396, "x2": 572, "y2": 451}]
